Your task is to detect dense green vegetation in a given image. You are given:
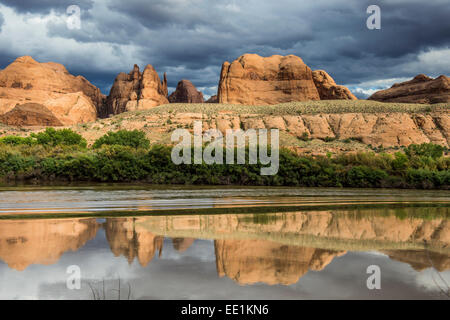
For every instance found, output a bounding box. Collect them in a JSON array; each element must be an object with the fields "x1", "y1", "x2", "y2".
[
  {"x1": 92, "y1": 129, "x2": 150, "y2": 149},
  {"x1": 0, "y1": 128, "x2": 87, "y2": 147},
  {"x1": 0, "y1": 128, "x2": 449, "y2": 189}
]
